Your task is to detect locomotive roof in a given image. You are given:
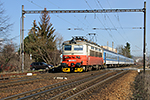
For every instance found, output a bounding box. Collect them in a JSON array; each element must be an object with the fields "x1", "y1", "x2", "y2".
[{"x1": 63, "y1": 36, "x2": 101, "y2": 47}]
